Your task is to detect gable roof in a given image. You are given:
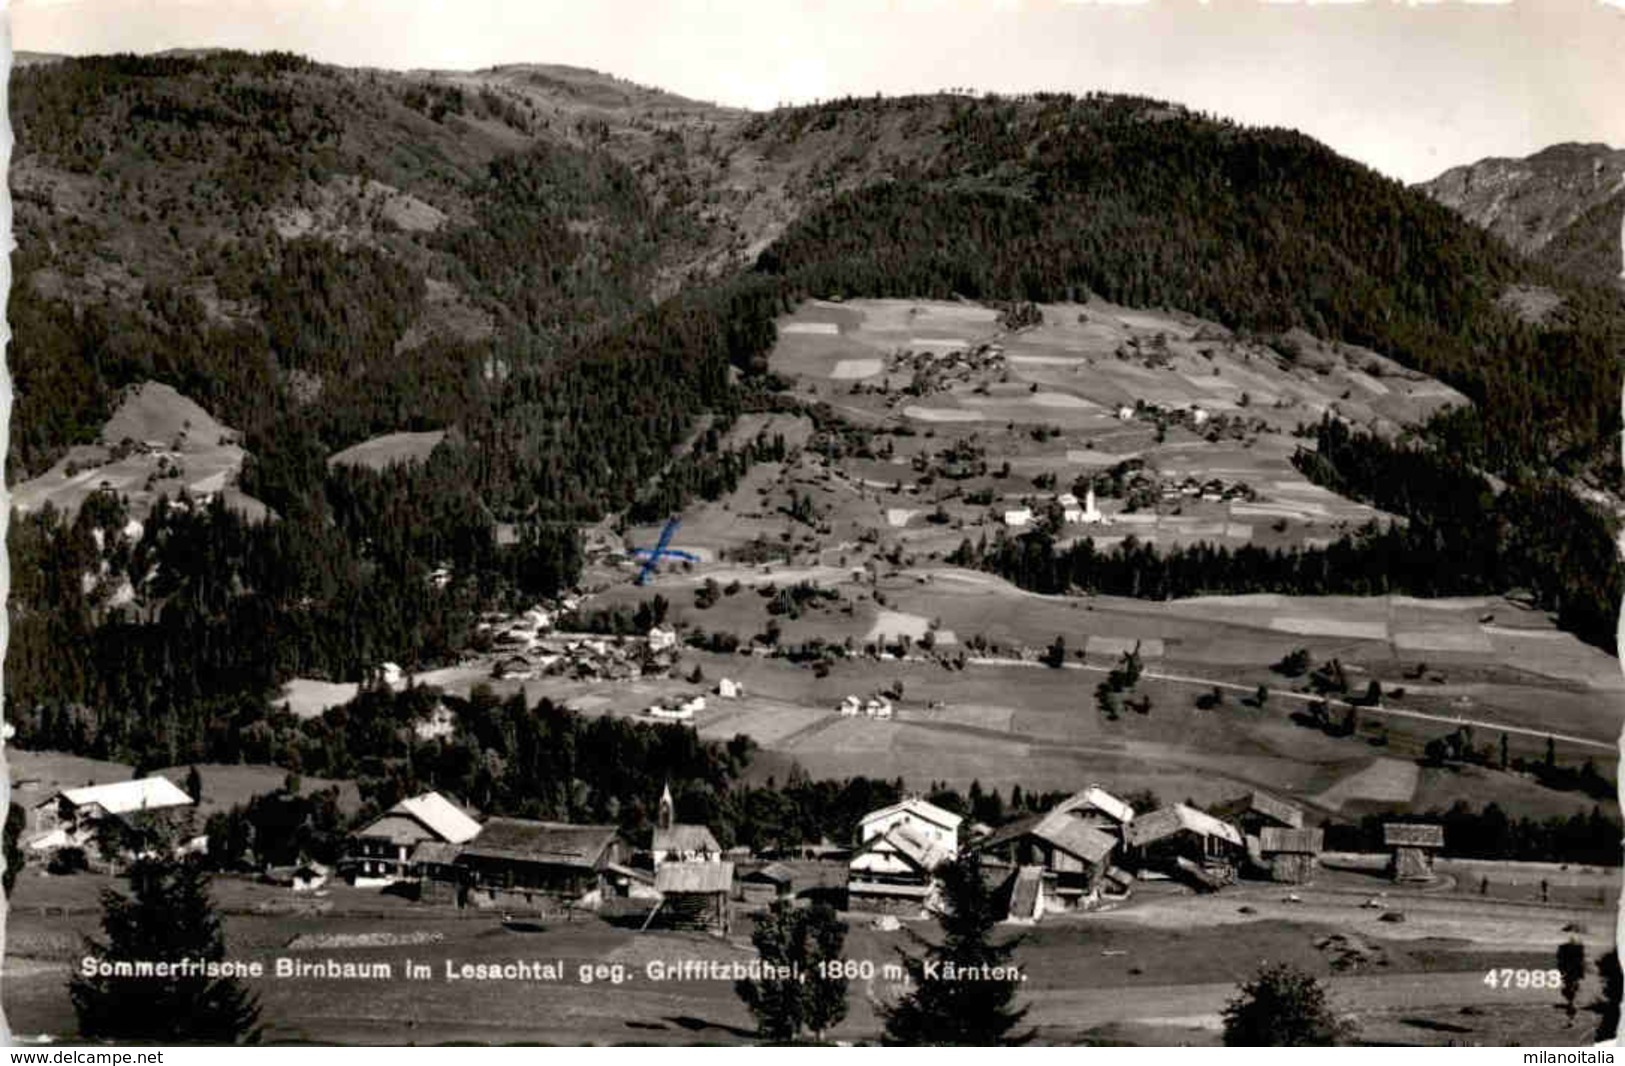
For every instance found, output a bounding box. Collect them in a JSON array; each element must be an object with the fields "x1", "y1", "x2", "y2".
[
  {"x1": 865, "y1": 822, "x2": 954, "y2": 872},
  {"x1": 459, "y1": 819, "x2": 619, "y2": 869},
  {"x1": 1383, "y1": 822, "x2": 1445, "y2": 848},
  {"x1": 1055, "y1": 785, "x2": 1136, "y2": 825},
  {"x1": 655, "y1": 861, "x2": 735, "y2": 894},
  {"x1": 60, "y1": 777, "x2": 193, "y2": 816},
  {"x1": 1247, "y1": 791, "x2": 1305, "y2": 829},
  {"x1": 390, "y1": 792, "x2": 482, "y2": 844},
  {"x1": 652, "y1": 824, "x2": 721, "y2": 855},
  {"x1": 1124, "y1": 804, "x2": 1243, "y2": 849},
  {"x1": 1258, "y1": 827, "x2": 1324, "y2": 854},
  {"x1": 859, "y1": 798, "x2": 963, "y2": 834},
  {"x1": 977, "y1": 807, "x2": 1118, "y2": 865}
]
